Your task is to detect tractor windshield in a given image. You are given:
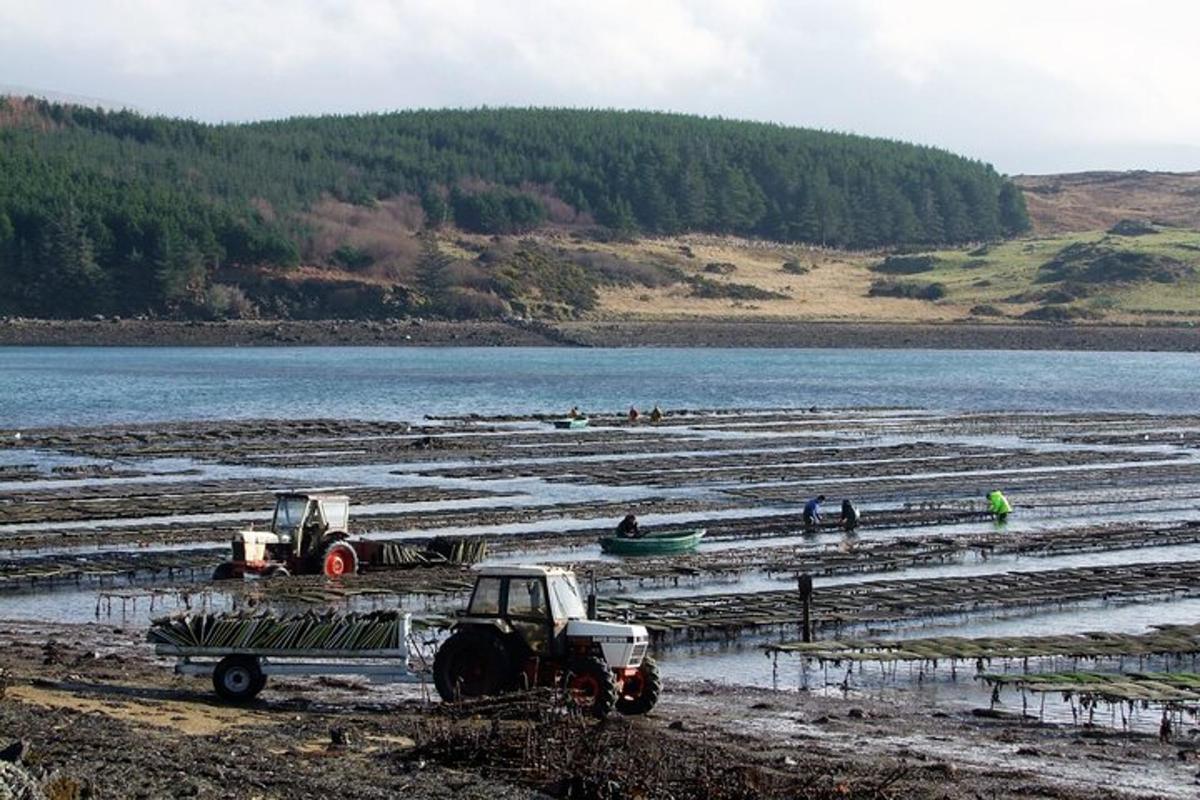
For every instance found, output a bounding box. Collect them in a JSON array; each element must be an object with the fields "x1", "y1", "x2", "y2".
[
  {"x1": 273, "y1": 496, "x2": 309, "y2": 535},
  {"x1": 548, "y1": 574, "x2": 587, "y2": 621}
]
